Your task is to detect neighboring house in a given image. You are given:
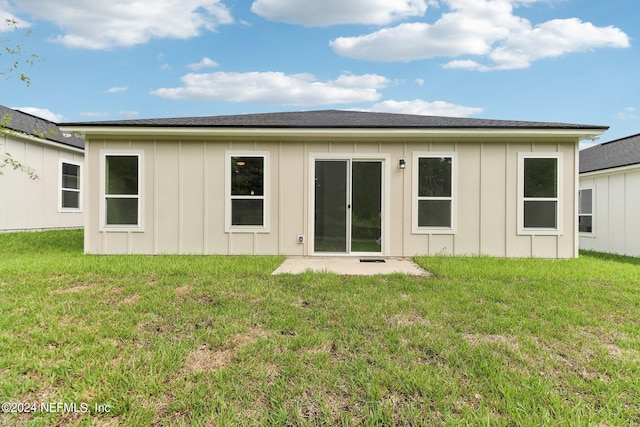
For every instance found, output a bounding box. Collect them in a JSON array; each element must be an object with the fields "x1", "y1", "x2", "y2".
[
  {"x1": 0, "y1": 105, "x2": 85, "y2": 231},
  {"x1": 579, "y1": 133, "x2": 640, "y2": 257},
  {"x1": 60, "y1": 110, "x2": 606, "y2": 258}
]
